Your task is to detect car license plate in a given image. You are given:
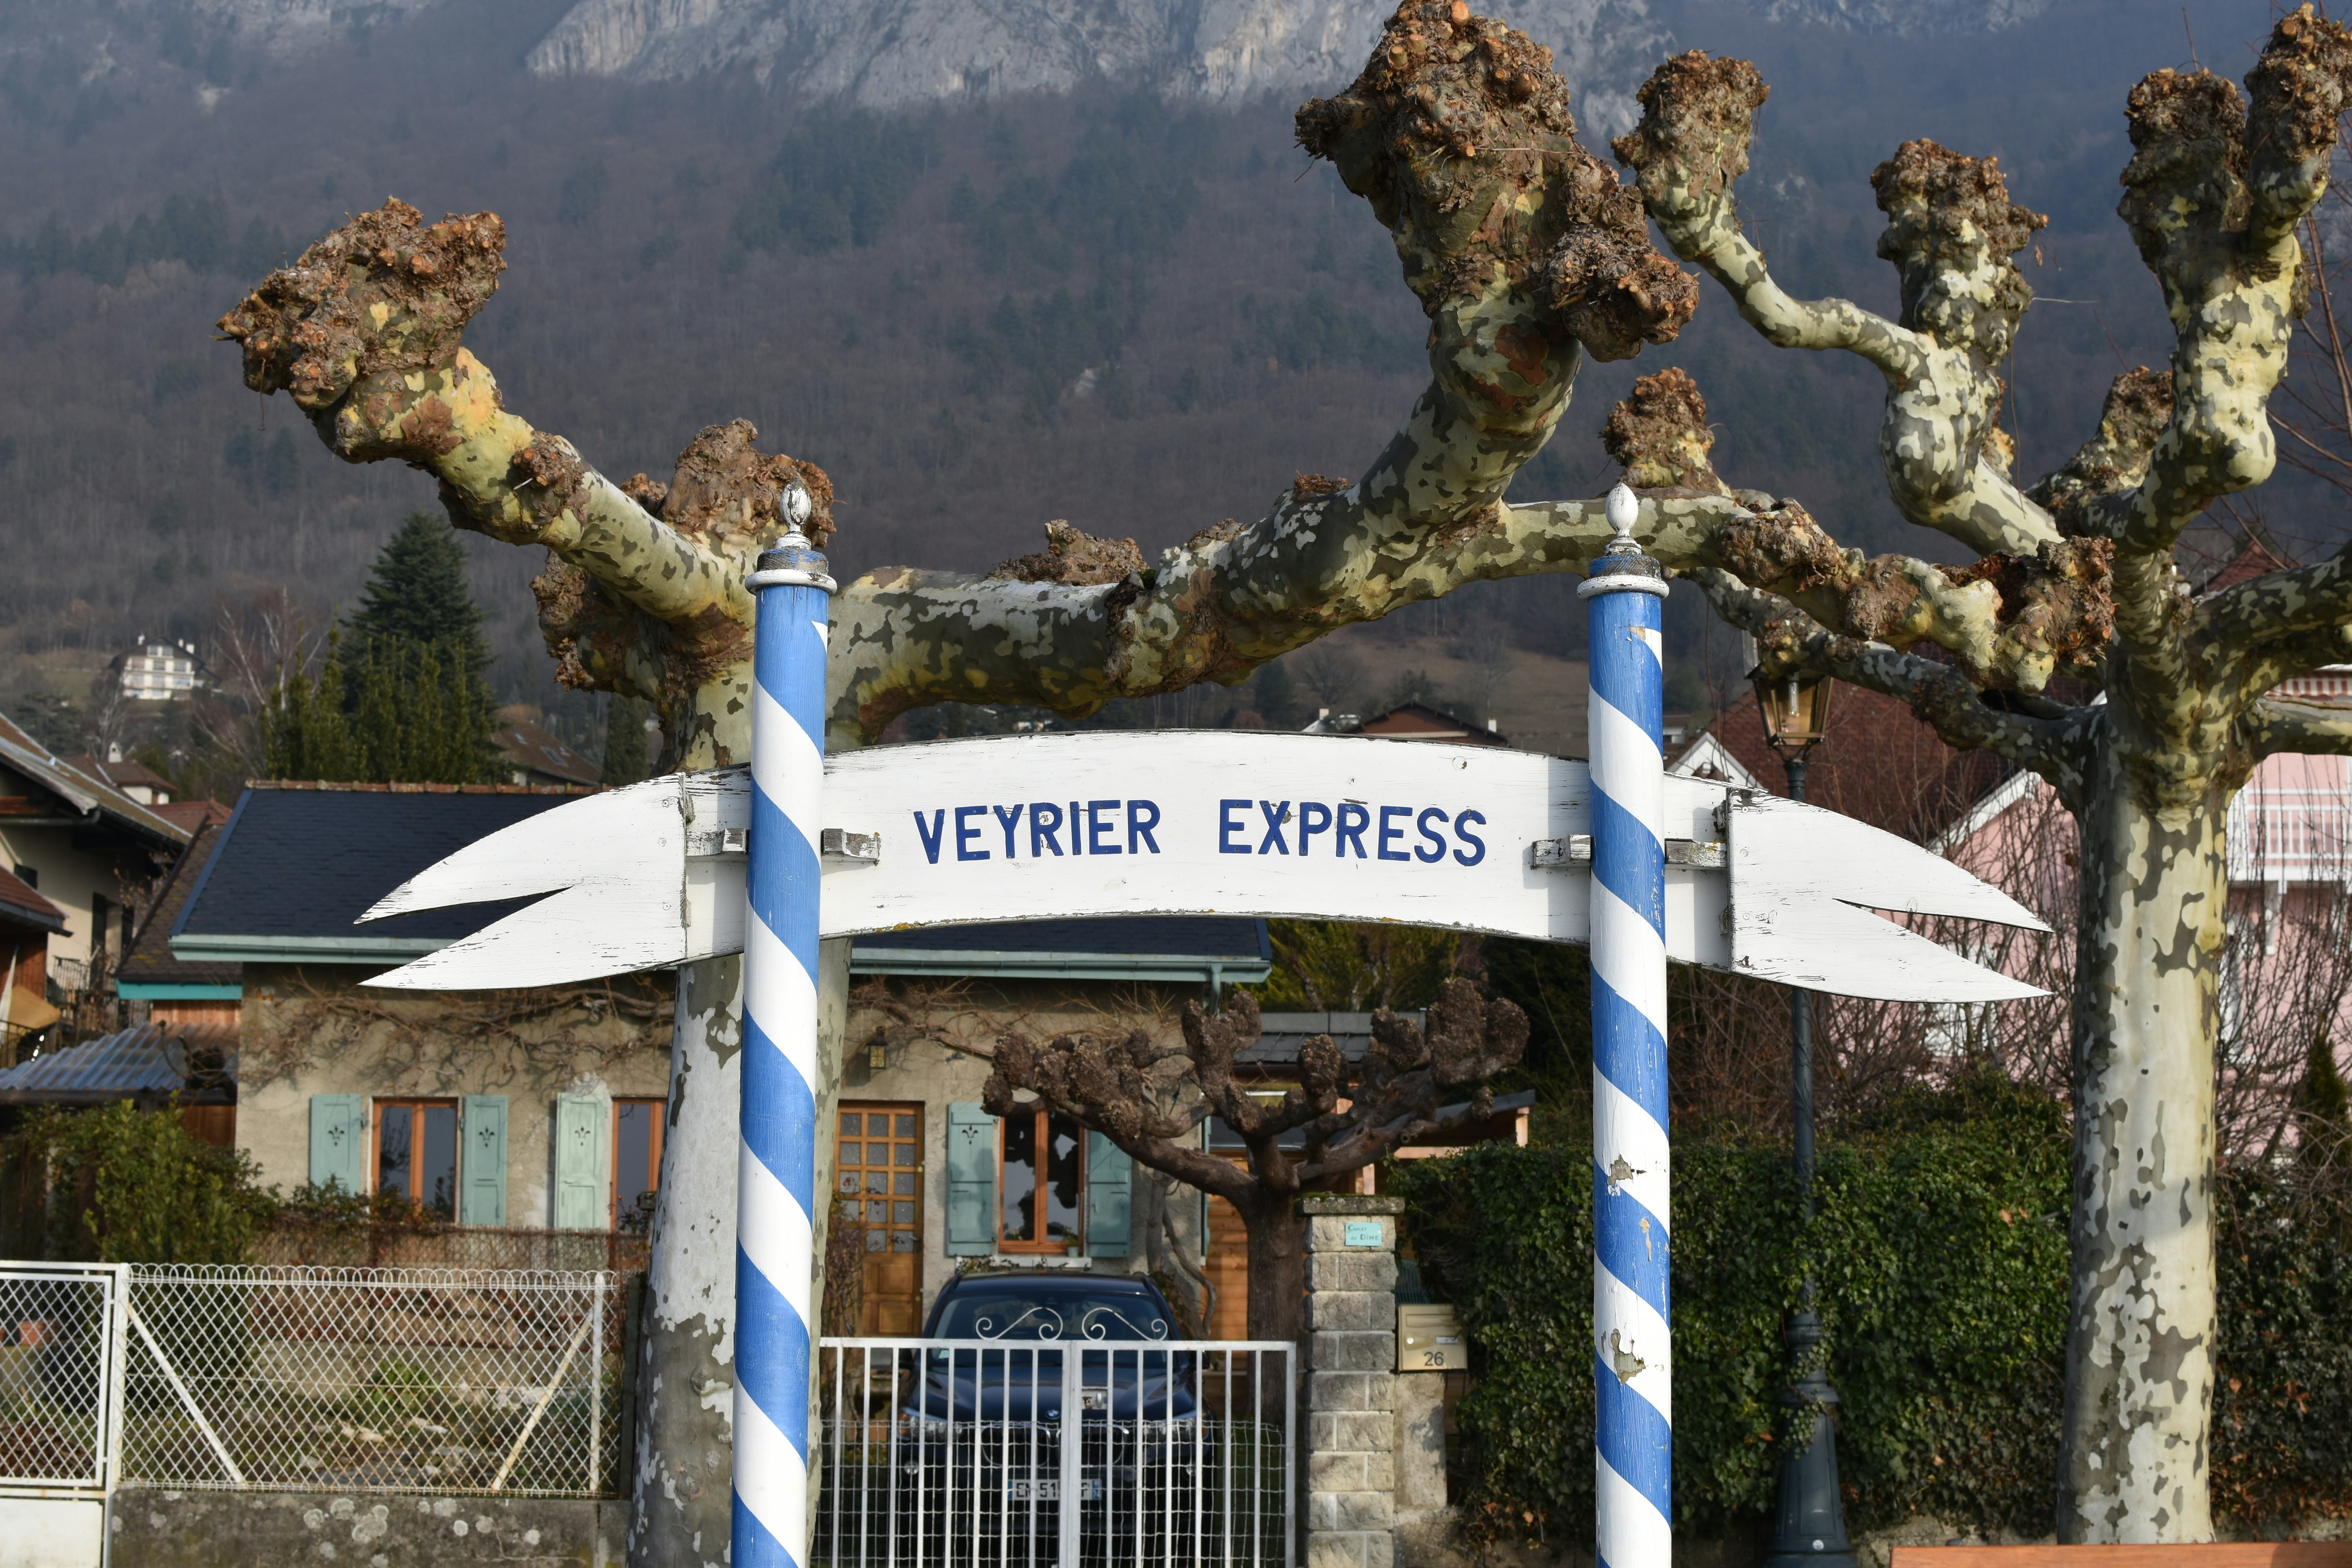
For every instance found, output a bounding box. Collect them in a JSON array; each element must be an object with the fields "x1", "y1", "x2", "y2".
[{"x1": 1005, "y1": 1479, "x2": 1104, "y2": 1502}]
